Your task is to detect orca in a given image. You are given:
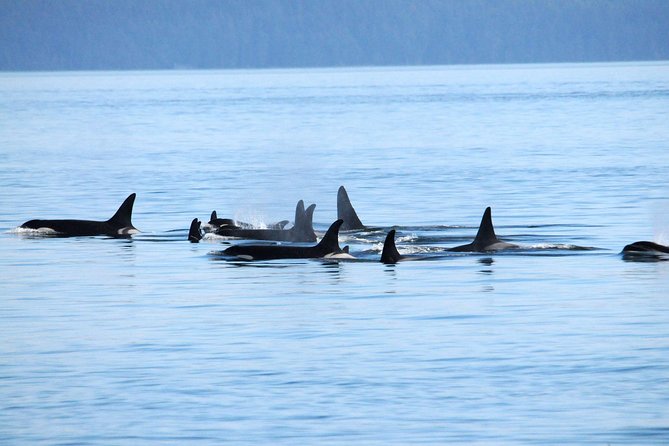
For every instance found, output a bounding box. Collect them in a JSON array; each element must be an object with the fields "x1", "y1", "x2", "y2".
[
  {"x1": 19, "y1": 193, "x2": 138, "y2": 237},
  {"x1": 189, "y1": 218, "x2": 203, "y2": 243},
  {"x1": 213, "y1": 201, "x2": 316, "y2": 242},
  {"x1": 337, "y1": 186, "x2": 365, "y2": 231},
  {"x1": 622, "y1": 241, "x2": 669, "y2": 258},
  {"x1": 208, "y1": 211, "x2": 237, "y2": 228},
  {"x1": 381, "y1": 229, "x2": 403, "y2": 264},
  {"x1": 208, "y1": 210, "x2": 289, "y2": 230},
  {"x1": 379, "y1": 229, "x2": 429, "y2": 263},
  {"x1": 323, "y1": 245, "x2": 355, "y2": 260},
  {"x1": 189, "y1": 200, "x2": 317, "y2": 243},
  {"x1": 448, "y1": 207, "x2": 518, "y2": 252},
  {"x1": 220, "y1": 219, "x2": 345, "y2": 260}
]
